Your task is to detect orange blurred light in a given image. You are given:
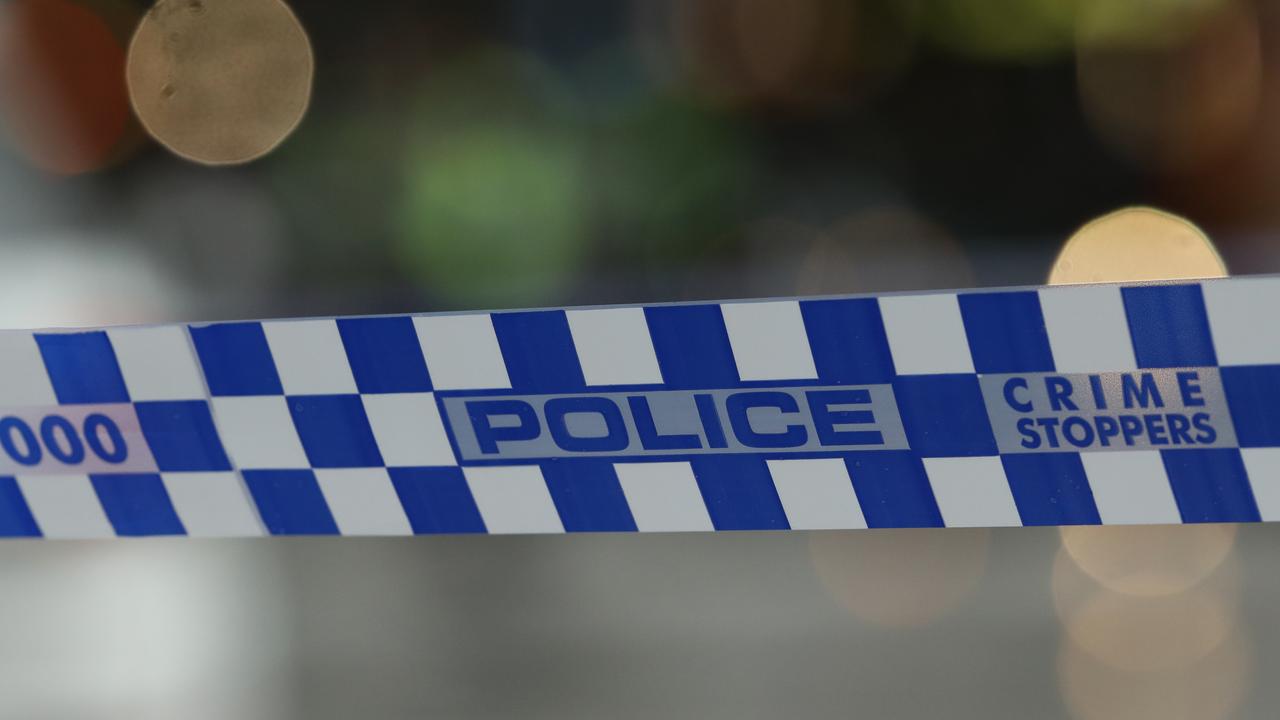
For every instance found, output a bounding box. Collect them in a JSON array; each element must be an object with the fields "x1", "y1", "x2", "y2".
[{"x1": 0, "y1": 0, "x2": 132, "y2": 175}]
